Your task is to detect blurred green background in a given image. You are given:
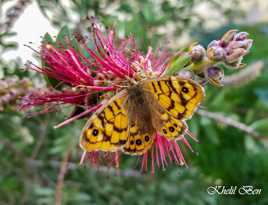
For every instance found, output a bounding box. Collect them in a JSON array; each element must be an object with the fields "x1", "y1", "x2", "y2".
[{"x1": 1, "y1": 0, "x2": 268, "y2": 204}]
